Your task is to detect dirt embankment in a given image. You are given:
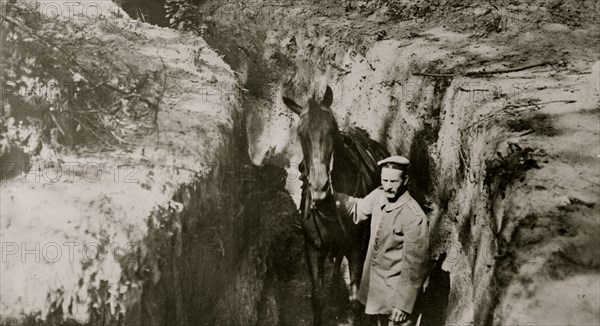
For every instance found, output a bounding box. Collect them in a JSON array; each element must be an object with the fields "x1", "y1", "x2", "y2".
[
  {"x1": 2, "y1": 0, "x2": 598, "y2": 325},
  {"x1": 191, "y1": 0, "x2": 599, "y2": 324},
  {"x1": 1, "y1": 2, "x2": 297, "y2": 325}
]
